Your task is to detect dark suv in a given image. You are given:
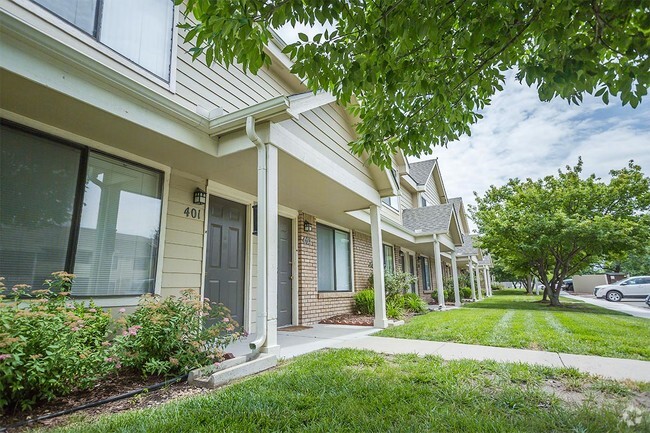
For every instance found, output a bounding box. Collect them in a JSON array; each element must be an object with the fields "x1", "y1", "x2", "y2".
[{"x1": 561, "y1": 279, "x2": 573, "y2": 291}]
